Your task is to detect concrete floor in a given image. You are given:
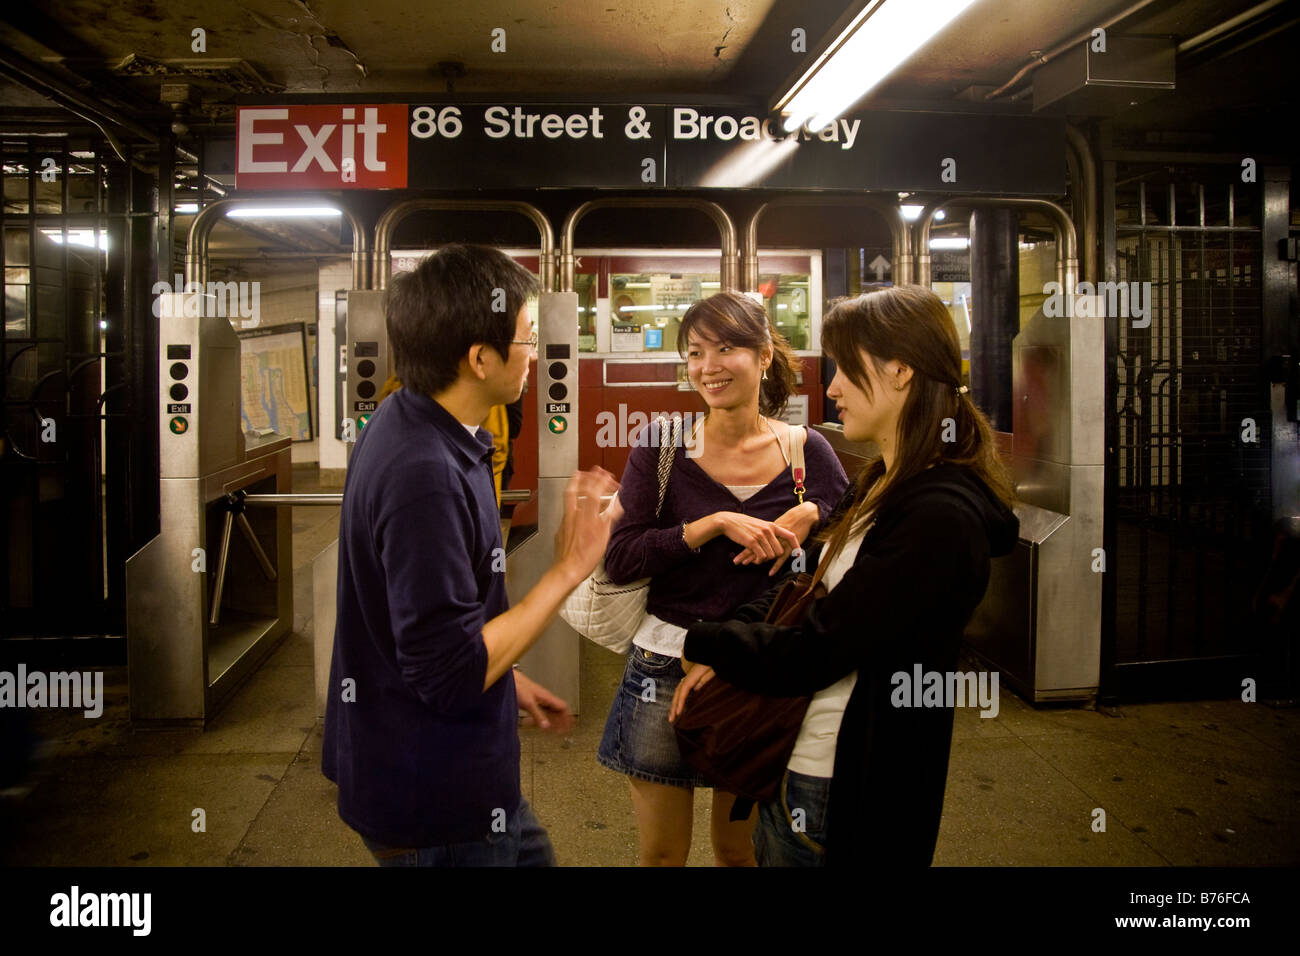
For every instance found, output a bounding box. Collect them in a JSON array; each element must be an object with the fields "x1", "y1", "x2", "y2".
[{"x1": 2, "y1": 463, "x2": 1297, "y2": 867}]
